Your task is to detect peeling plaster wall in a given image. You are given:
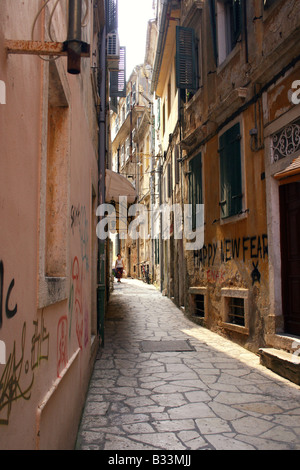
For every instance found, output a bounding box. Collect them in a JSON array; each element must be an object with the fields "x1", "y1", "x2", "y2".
[{"x1": 157, "y1": 0, "x2": 300, "y2": 352}]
